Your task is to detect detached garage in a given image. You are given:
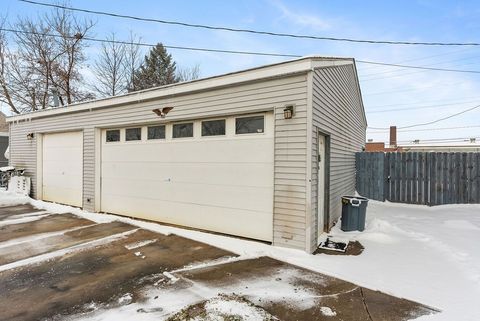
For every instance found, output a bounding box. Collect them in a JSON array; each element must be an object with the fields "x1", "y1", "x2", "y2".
[{"x1": 8, "y1": 56, "x2": 366, "y2": 253}]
